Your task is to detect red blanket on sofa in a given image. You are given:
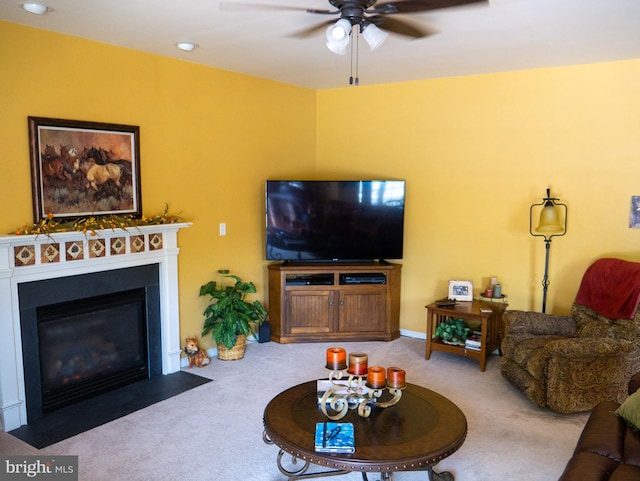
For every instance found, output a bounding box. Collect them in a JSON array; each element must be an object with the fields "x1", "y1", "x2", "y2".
[{"x1": 575, "y1": 258, "x2": 640, "y2": 319}]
